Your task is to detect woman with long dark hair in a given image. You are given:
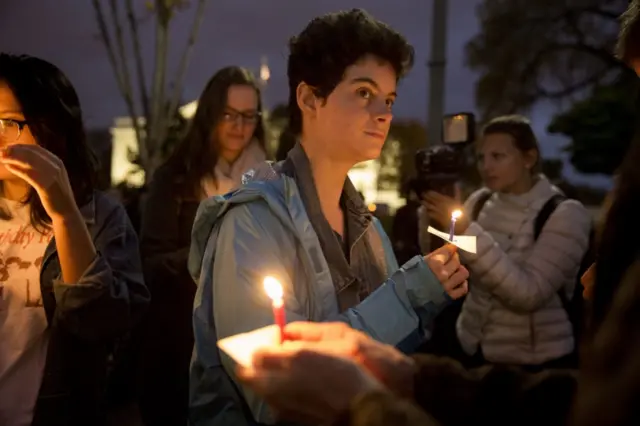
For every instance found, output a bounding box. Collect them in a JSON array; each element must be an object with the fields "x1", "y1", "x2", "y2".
[
  {"x1": 0, "y1": 53, "x2": 148, "y2": 426},
  {"x1": 138, "y1": 66, "x2": 267, "y2": 426}
]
